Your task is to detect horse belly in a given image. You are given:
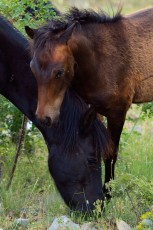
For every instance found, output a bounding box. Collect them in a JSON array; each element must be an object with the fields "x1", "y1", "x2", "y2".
[
  {"x1": 132, "y1": 48, "x2": 153, "y2": 103},
  {"x1": 133, "y1": 74, "x2": 153, "y2": 103}
]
